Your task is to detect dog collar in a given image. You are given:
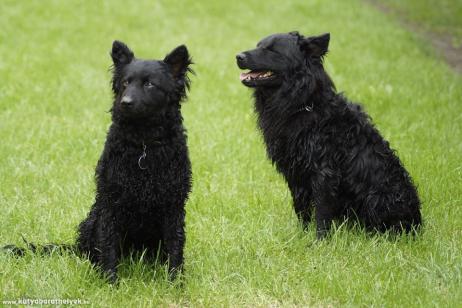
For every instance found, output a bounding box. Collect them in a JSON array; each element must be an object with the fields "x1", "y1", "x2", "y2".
[
  {"x1": 300, "y1": 101, "x2": 314, "y2": 112},
  {"x1": 138, "y1": 142, "x2": 148, "y2": 170},
  {"x1": 137, "y1": 139, "x2": 167, "y2": 170}
]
